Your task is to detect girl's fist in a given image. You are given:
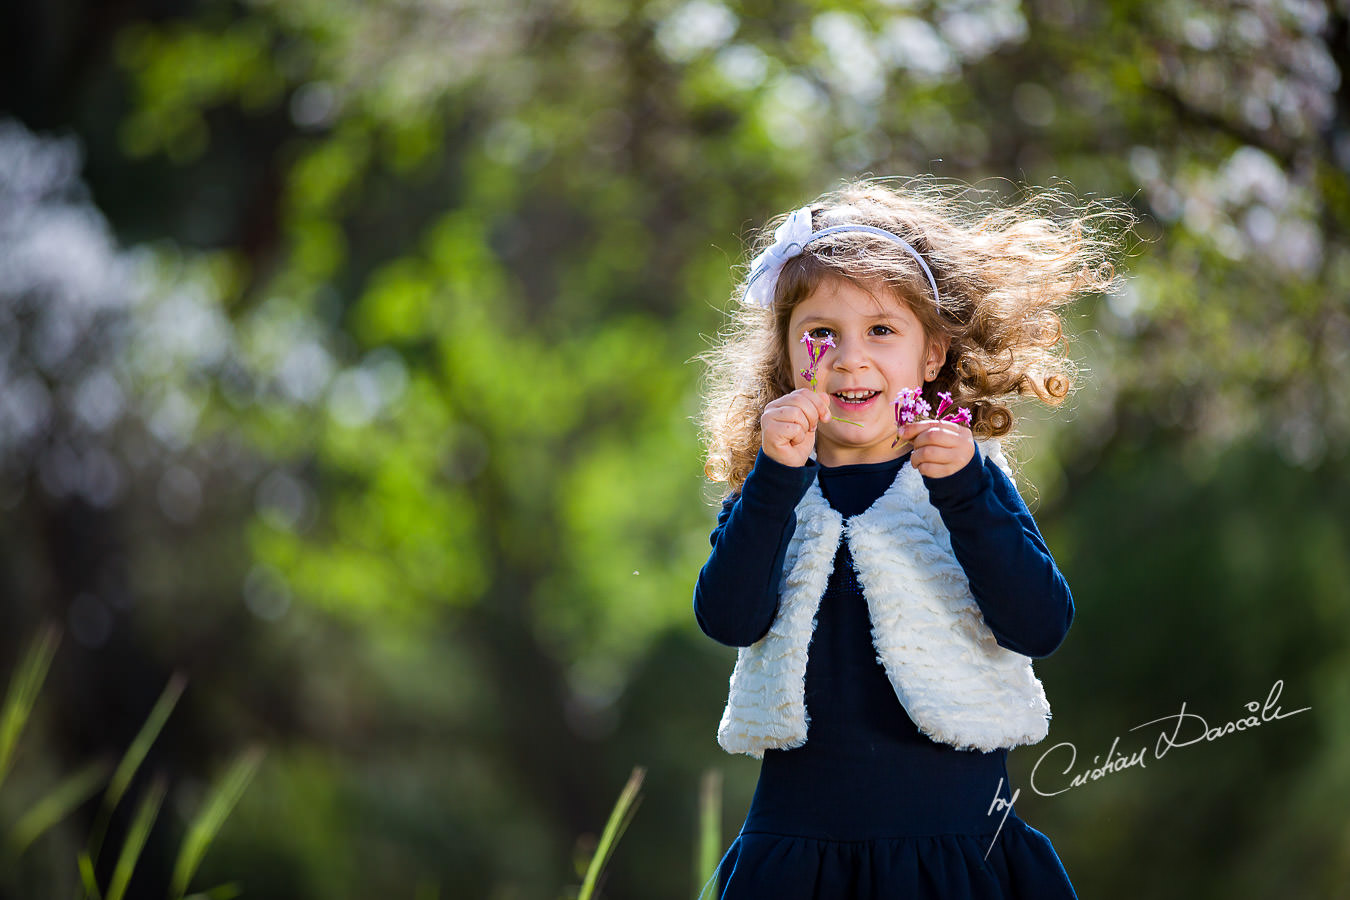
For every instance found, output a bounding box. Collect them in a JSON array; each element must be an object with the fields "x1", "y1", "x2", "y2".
[
  {"x1": 761, "y1": 389, "x2": 832, "y2": 468},
  {"x1": 898, "y1": 420, "x2": 975, "y2": 479}
]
